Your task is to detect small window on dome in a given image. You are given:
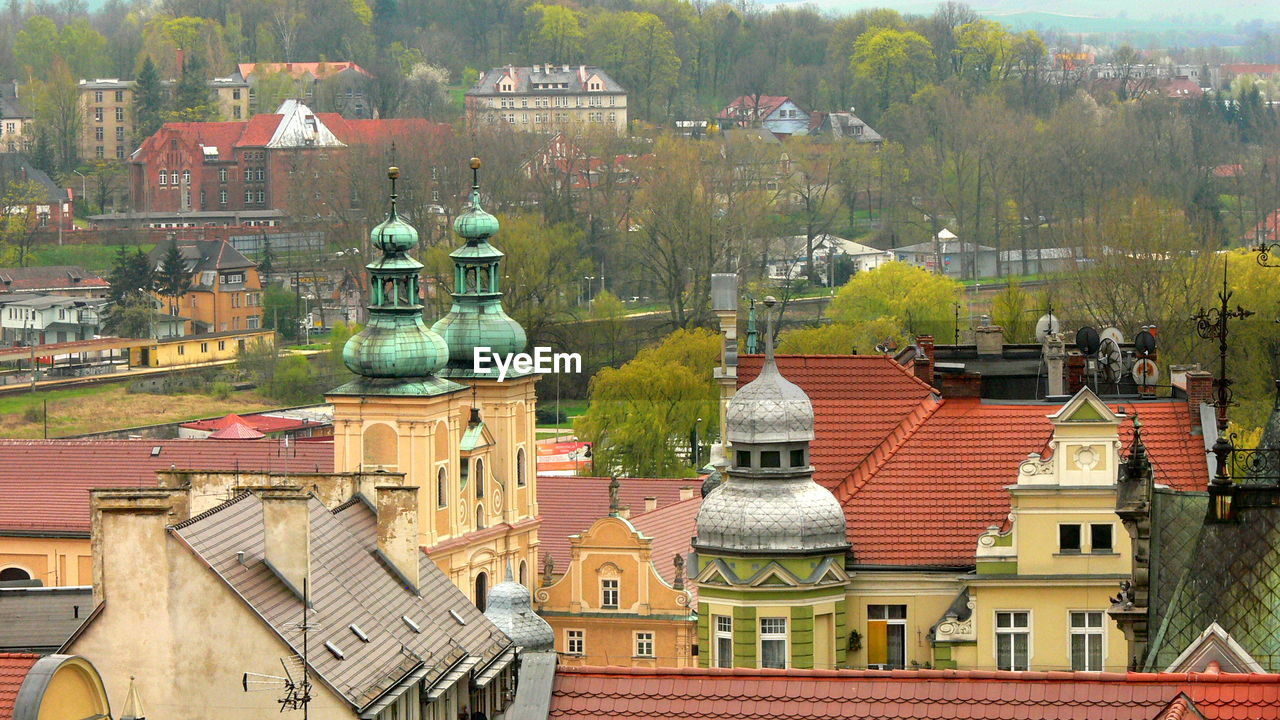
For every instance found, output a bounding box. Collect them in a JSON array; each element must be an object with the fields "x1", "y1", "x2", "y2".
[
  {"x1": 736, "y1": 450, "x2": 751, "y2": 467},
  {"x1": 790, "y1": 449, "x2": 805, "y2": 467},
  {"x1": 760, "y1": 451, "x2": 781, "y2": 468}
]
